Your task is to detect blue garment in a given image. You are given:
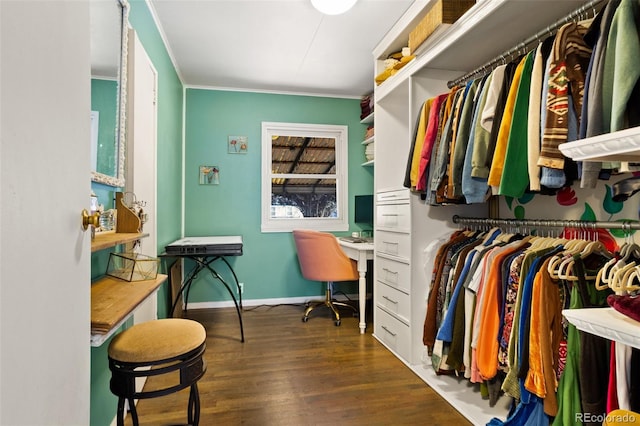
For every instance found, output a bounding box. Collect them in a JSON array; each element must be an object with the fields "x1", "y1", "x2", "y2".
[
  {"x1": 487, "y1": 396, "x2": 546, "y2": 426},
  {"x1": 483, "y1": 228, "x2": 503, "y2": 246},
  {"x1": 517, "y1": 256, "x2": 541, "y2": 405},
  {"x1": 435, "y1": 250, "x2": 478, "y2": 342},
  {"x1": 517, "y1": 246, "x2": 562, "y2": 403}
]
